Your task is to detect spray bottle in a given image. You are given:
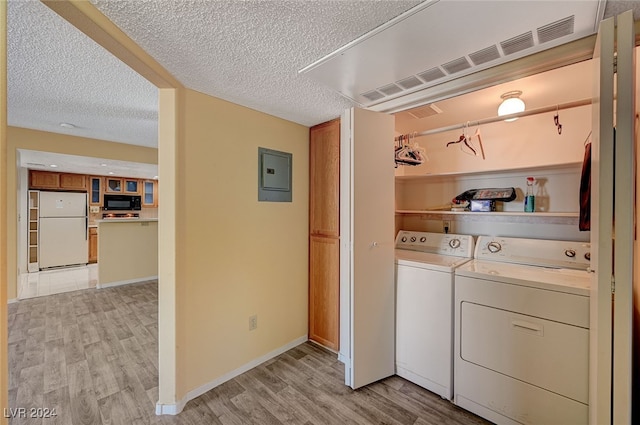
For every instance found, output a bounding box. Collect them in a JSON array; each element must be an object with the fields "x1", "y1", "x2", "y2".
[{"x1": 524, "y1": 177, "x2": 535, "y2": 213}]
